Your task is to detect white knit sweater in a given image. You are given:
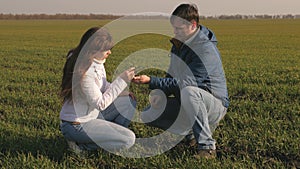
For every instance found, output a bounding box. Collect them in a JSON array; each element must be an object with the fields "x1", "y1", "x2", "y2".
[{"x1": 60, "y1": 59, "x2": 127, "y2": 123}]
